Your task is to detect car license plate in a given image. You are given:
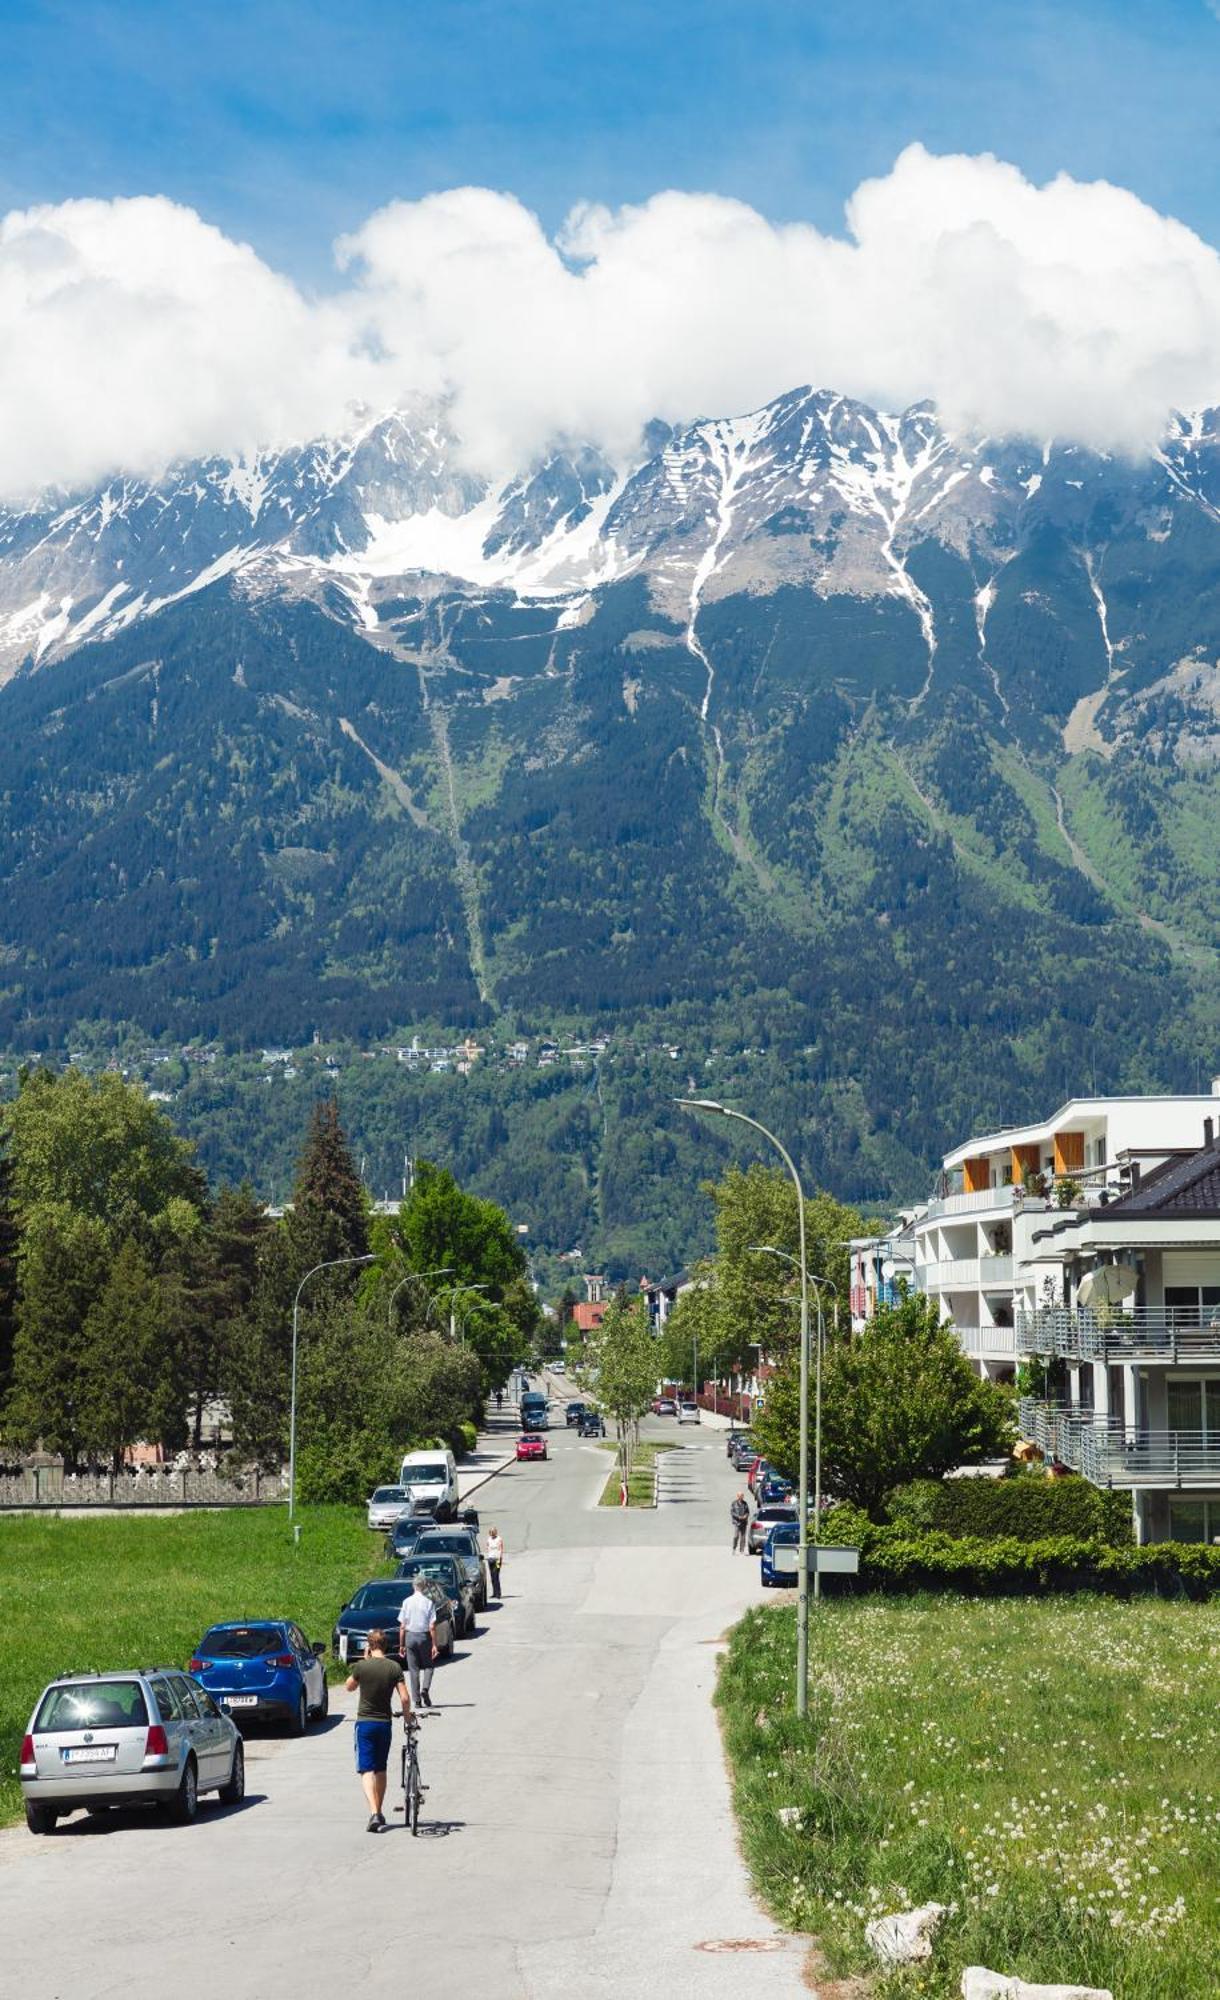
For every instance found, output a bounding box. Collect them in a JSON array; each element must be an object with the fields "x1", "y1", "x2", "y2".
[
  {"x1": 222, "y1": 1695, "x2": 258, "y2": 1708},
  {"x1": 63, "y1": 1745, "x2": 116, "y2": 1763}
]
